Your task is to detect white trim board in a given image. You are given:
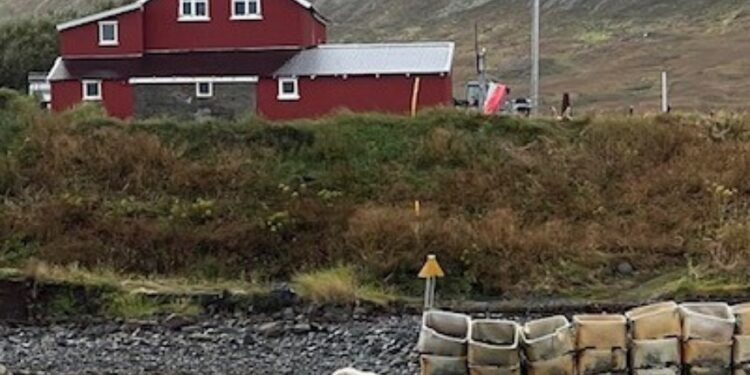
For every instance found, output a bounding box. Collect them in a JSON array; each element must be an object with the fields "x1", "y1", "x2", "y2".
[
  {"x1": 129, "y1": 76, "x2": 259, "y2": 84},
  {"x1": 57, "y1": 0, "x2": 148, "y2": 31},
  {"x1": 57, "y1": 0, "x2": 323, "y2": 31}
]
